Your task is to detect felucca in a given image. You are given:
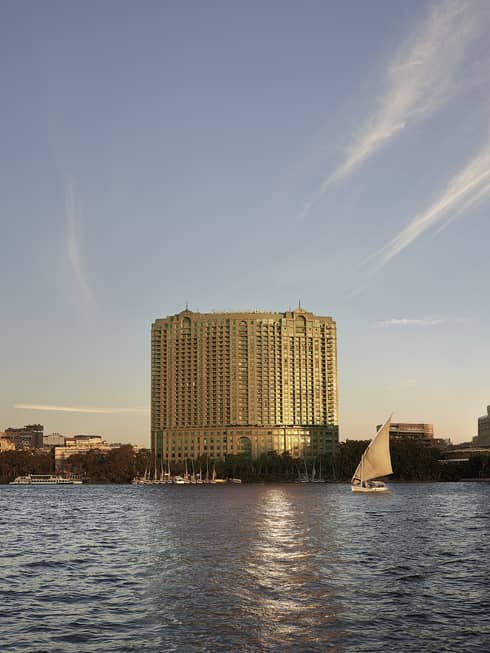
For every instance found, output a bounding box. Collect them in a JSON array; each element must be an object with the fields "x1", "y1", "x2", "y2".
[{"x1": 351, "y1": 415, "x2": 393, "y2": 493}]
